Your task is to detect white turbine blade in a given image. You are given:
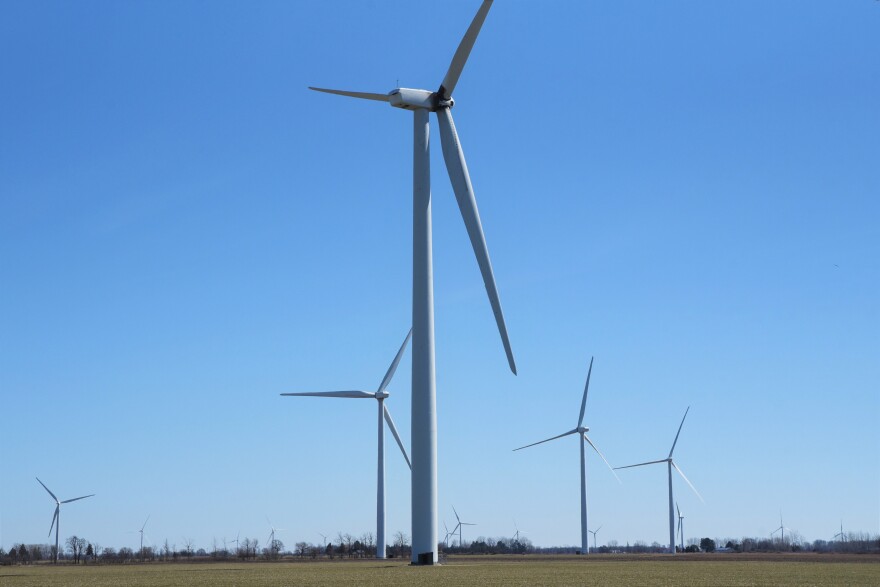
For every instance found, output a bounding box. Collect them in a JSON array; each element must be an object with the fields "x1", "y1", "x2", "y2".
[
  {"x1": 438, "y1": 0, "x2": 493, "y2": 100},
  {"x1": 668, "y1": 406, "x2": 691, "y2": 458},
  {"x1": 61, "y1": 494, "x2": 95, "y2": 504},
  {"x1": 671, "y1": 461, "x2": 704, "y2": 503},
  {"x1": 461, "y1": 522, "x2": 476, "y2": 526},
  {"x1": 280, "y1": 390, "x2": 375, "y2": 399},
  {"x1": 36, "y1": 477, "x2": 58, "y2": 502},
  {"x1": 676, "y1": 502, "x2": 681, "y2": 518},
  {"x1": 452, "y1": 506, "x2": 461, "y2": 524},
  {"x1": 577, "y1": 356, "x2": 595, "y2": 428},
  {"x1": 613, "y1": 458, "x2": 668, "y2": 470},
  {"x1": 596, "y1": 525, "x2": 603, "y2": 533},
  {"x1": 141, "y1": 515, "x2": 150, "y2": 532},
  {"x1": 377, "y1": 328, "x2": 413, "y2": 393},
  {"x1": 308, "y1": 87, "x2": 390, "y2": 102},
  {"x1": 513, "y1": 429, "x2": 578, "y2": 451},
  {"x1": 48, "y1": 506, "x2": 59, "y2": 537},
  {"x1": 583, "y1": 433, "x2": 621, "y2": 483},
  {"x1": 383, "y1": 405, "x2": 412, "y2": 470},
  {"x1": 436, "y1": 107, "x2": 516, "y2": 375}
]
